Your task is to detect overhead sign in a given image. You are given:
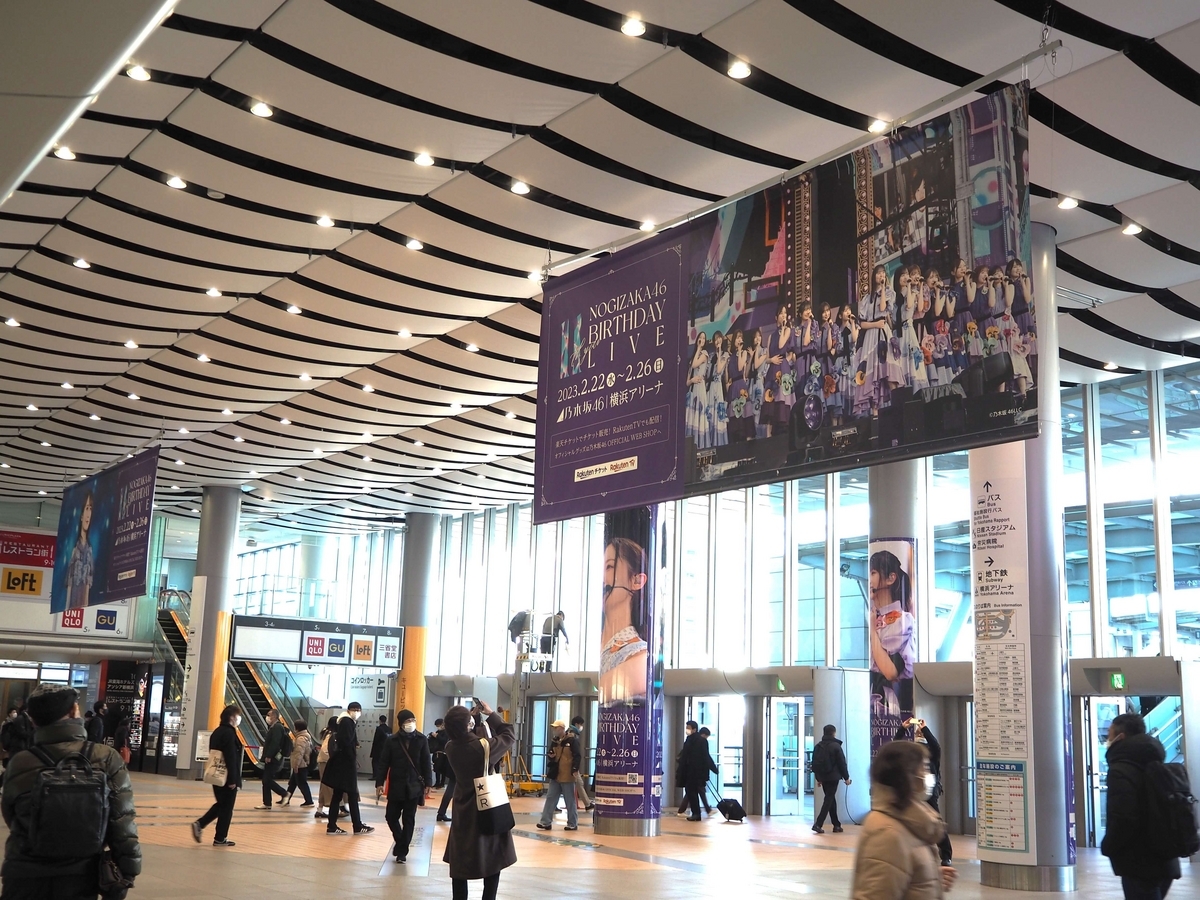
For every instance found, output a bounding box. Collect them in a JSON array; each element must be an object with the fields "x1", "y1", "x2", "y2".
[
  {"x1": 0, "y1": 529, "x2": 56, "y2": 602},
  {"x1": 230, "y1": 615, "x2": 403, "y2": 669},
  {"x1": 1110, "y1": 672, "x2": 1125, "y2": 691}
]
